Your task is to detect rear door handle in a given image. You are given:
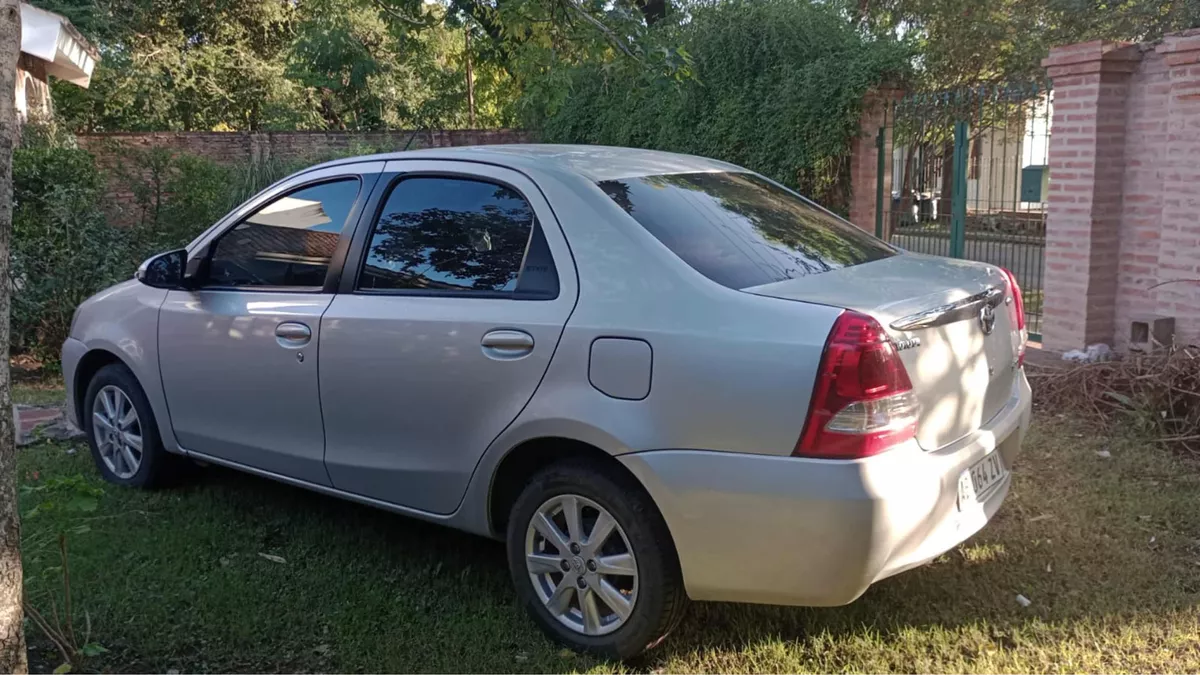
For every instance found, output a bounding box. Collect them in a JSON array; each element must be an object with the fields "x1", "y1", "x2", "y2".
[
  {"x1": 275, "y1": 321, "x2": 312, "y2": 347},
  {"x1": 481, "y1": 329, "x2": 534, "y2": 359}
]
